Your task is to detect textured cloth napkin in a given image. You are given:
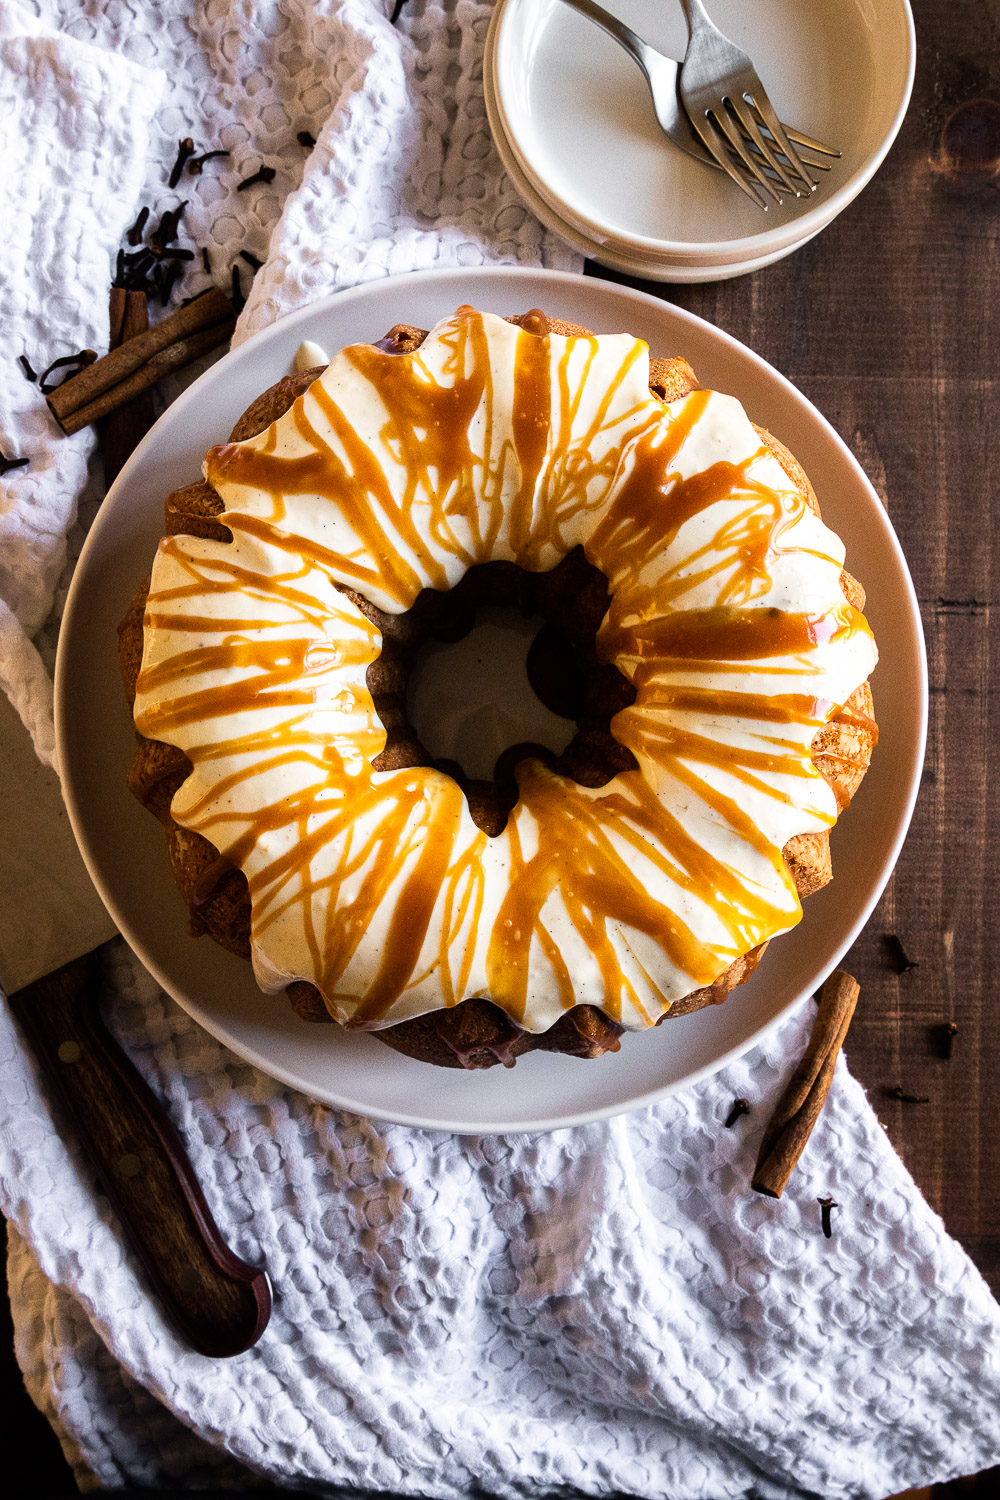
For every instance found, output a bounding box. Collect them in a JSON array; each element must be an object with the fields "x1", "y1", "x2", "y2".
[
  {"x1": 0, "y1": 0, "x2": 165, "y2": 765},
  {"x1": 2, "y1": 2, "x2": 1000, "y2": 1496}
]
